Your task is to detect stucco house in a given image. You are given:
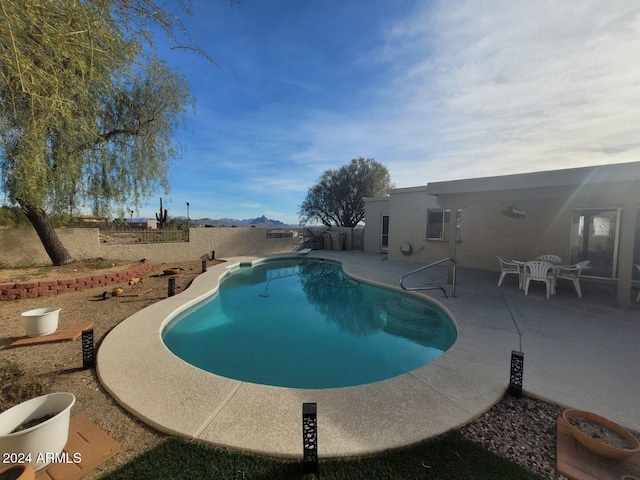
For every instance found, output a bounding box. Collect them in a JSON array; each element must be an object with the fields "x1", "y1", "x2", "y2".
[{"x1": 364, "y1": 161, "x2": 640, "y2": 308}]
